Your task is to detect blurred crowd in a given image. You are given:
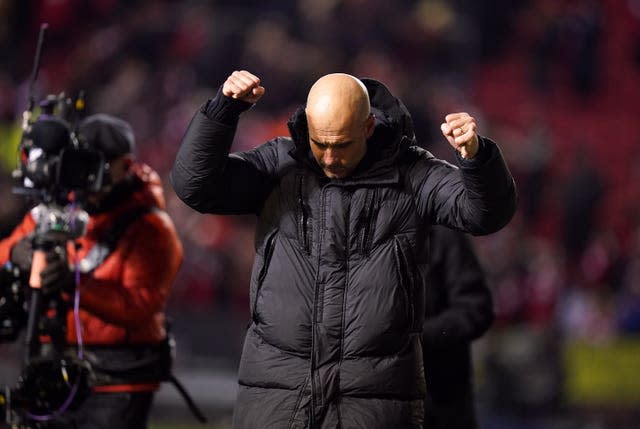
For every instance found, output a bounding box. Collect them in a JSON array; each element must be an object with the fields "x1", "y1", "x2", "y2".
[{"x1": 1, "y1": 0, "x2": 640, "y2": 426}]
